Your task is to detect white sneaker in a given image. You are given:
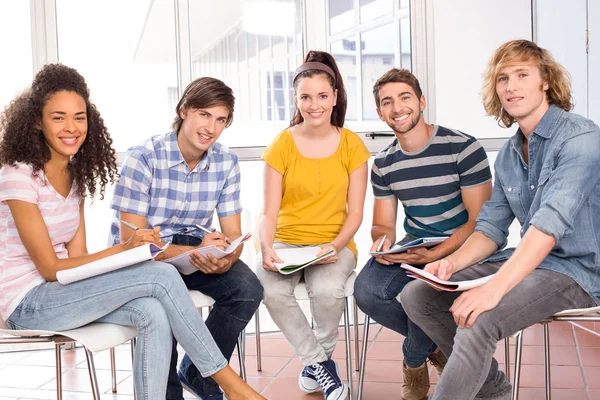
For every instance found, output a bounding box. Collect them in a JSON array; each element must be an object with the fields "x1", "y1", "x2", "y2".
[{"x1": 298, "y1": 365, "x2": 320, "y2": 393}]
